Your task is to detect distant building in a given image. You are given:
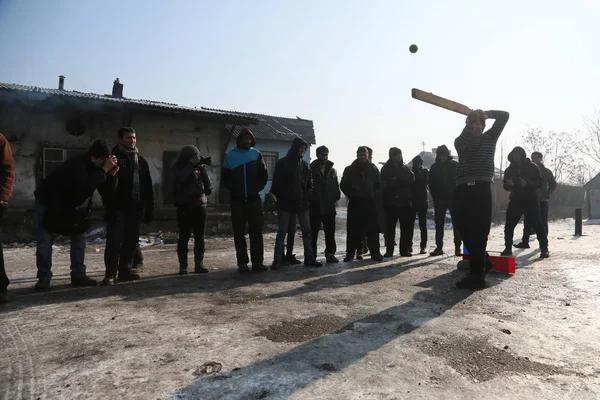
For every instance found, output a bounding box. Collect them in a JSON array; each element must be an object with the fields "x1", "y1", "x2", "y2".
[{"x1": 584, "y1": 173, "x2": 600, "y2": 218}]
